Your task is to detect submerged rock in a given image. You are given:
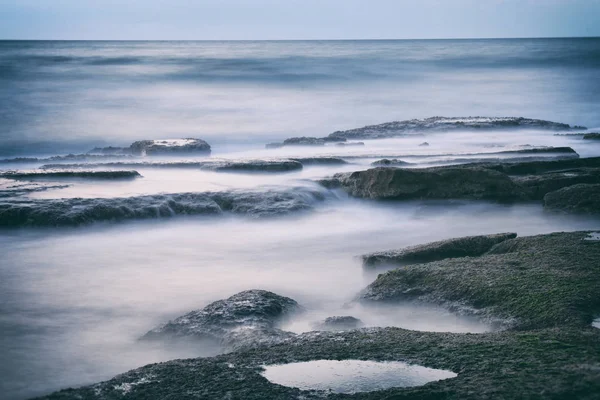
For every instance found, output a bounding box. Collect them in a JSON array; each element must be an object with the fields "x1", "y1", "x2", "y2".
[
  {"x1": 335, "y1": 141, "x2": 365, "y2": 147},
  {"x1": 312, "y1": 316, "x2": 364, "y2": 331},
  {"x1": 362, "y1": 232, "x2": 517, "y2": 268},
  {"x1": 361, "y1": 231, "x2": 600, "y2": 330},
  {"x1": 370, "y1": 158, "x2": 411, "y2": 166},
  {"x1": 544, "y1": 184, "x2": 600, "y2": 214},
  {"x1": 283, "y1": 137, "x2": 326, "y2": 146},
  {"x1": 129, "y1": 138, "x2": 211, "y2": 156},
  {"x1": 332, "y1": 166, "x2": 526, "y2": 201},
  {"x1": 142, "y1": 290, "x2": 301, "y2": 349},
  {"x1": 419, "y1": 142, "x2": 430, "y2": 146},
  {"x1": 482, "y1": 156, "x2": 600, "y2": 175},
  {"x1": 327, "y1": 117, "x2": 582, "y2": 140}
]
